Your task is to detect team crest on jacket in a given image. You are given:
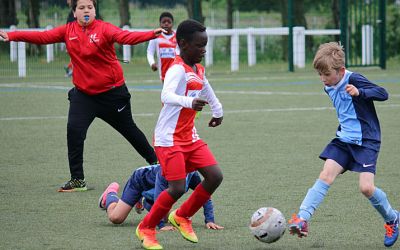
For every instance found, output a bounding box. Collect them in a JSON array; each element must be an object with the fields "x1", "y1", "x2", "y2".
[{"x1": 89, "y1": 33, "x2": 100, "y2": 43}]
